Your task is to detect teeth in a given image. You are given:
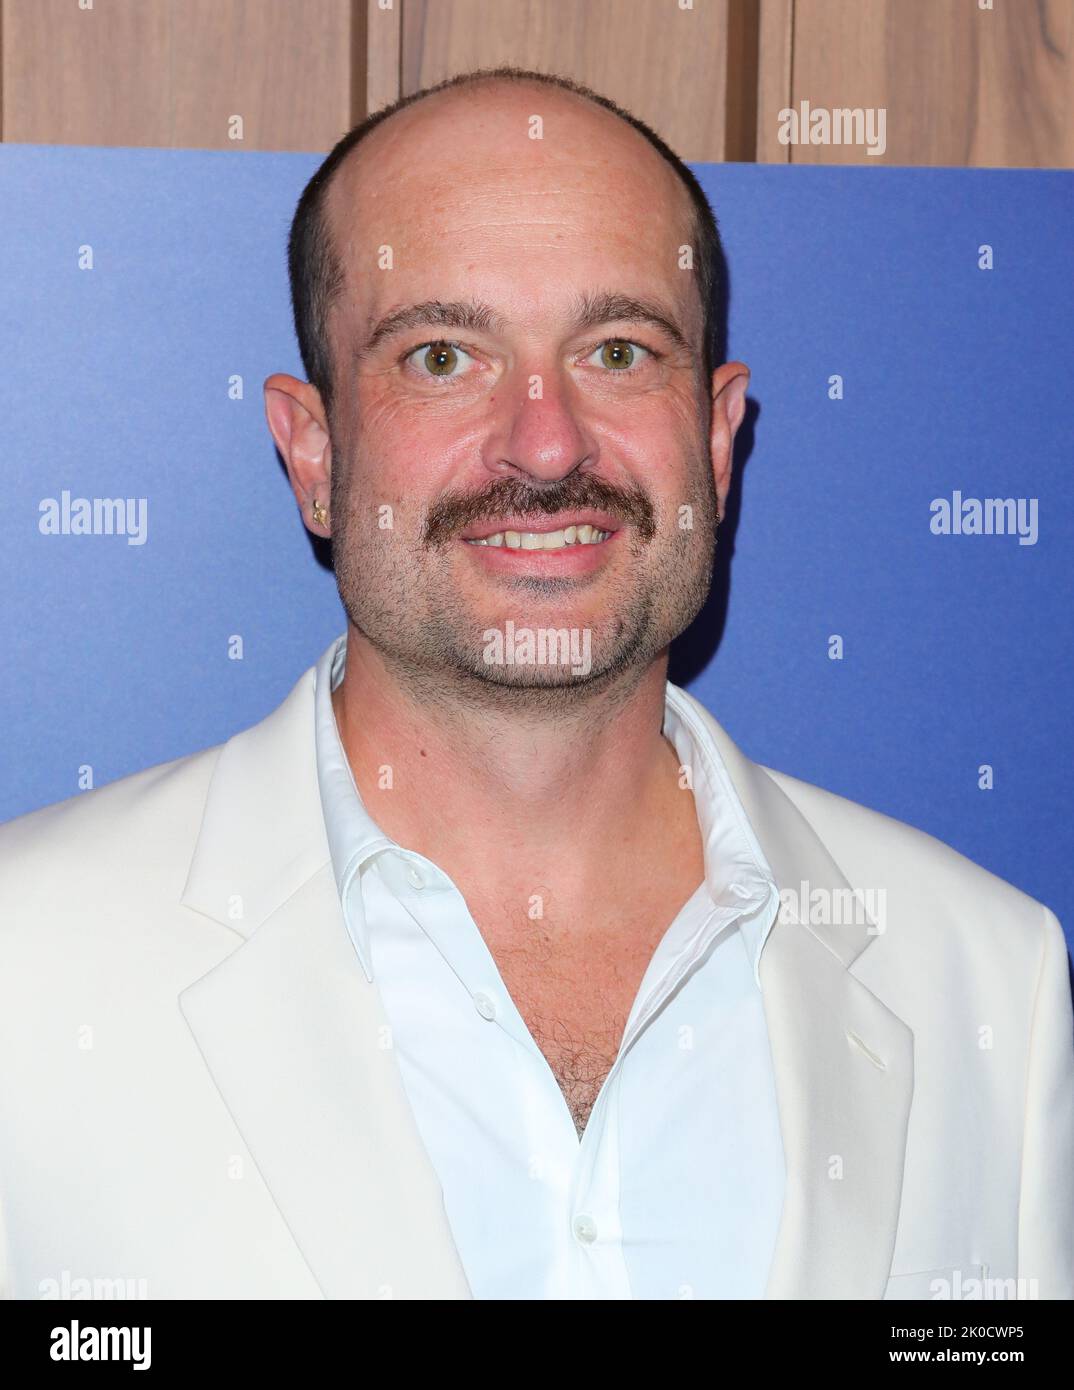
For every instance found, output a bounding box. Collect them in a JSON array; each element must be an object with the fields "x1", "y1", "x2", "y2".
[{"x1": 467, "y1": 526, "x2": 610, "y2": 550}]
